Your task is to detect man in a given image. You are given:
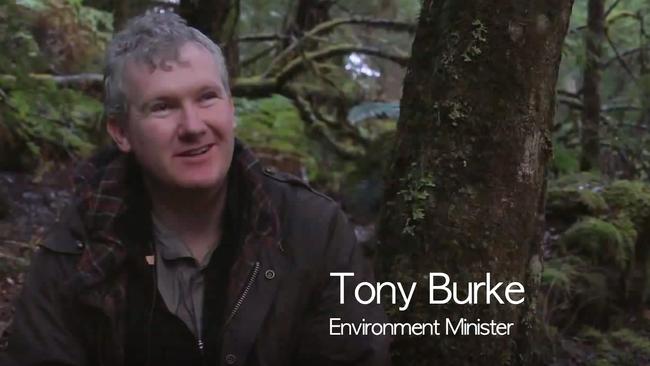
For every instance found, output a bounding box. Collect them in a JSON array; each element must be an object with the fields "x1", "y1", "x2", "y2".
[{"x1": 2, "y1": 12, "x2": 389, "y2": 366}]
